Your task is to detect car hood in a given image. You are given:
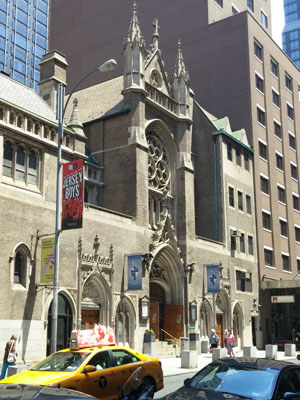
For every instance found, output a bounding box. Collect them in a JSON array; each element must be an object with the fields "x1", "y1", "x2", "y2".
[
  {"x1": 1, "y1": 369, "x2": 74, "y2": 385},
  {"x1": 166, "y1": 387, "x2": 252, "y2": 400}
]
